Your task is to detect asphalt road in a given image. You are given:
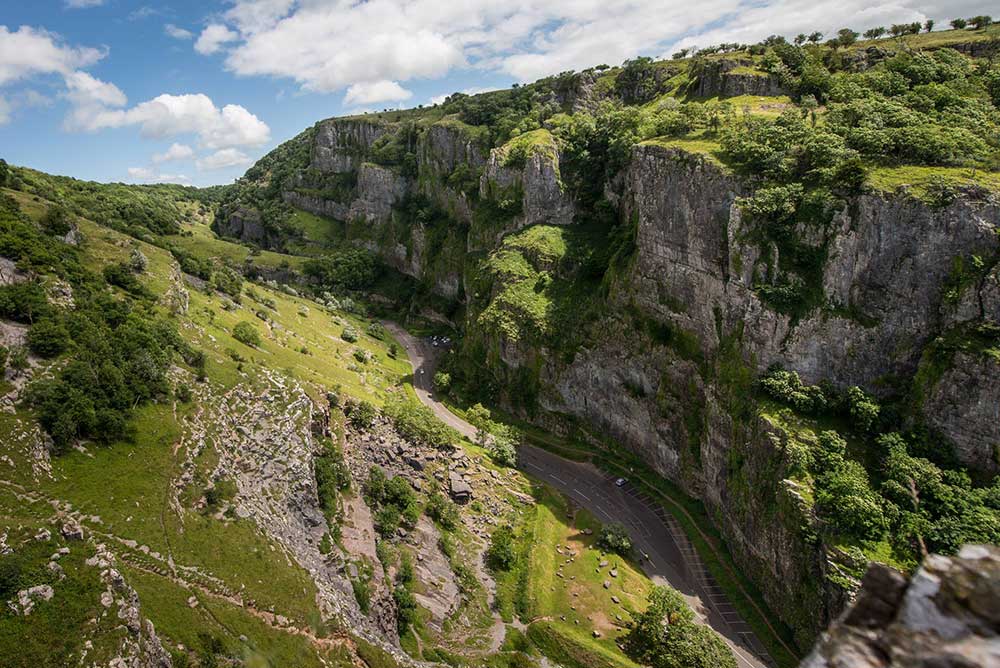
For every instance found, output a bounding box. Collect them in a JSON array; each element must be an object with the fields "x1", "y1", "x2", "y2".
[{"x1": 384, "y1": 322, "x2": 774, "y2": 668}]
